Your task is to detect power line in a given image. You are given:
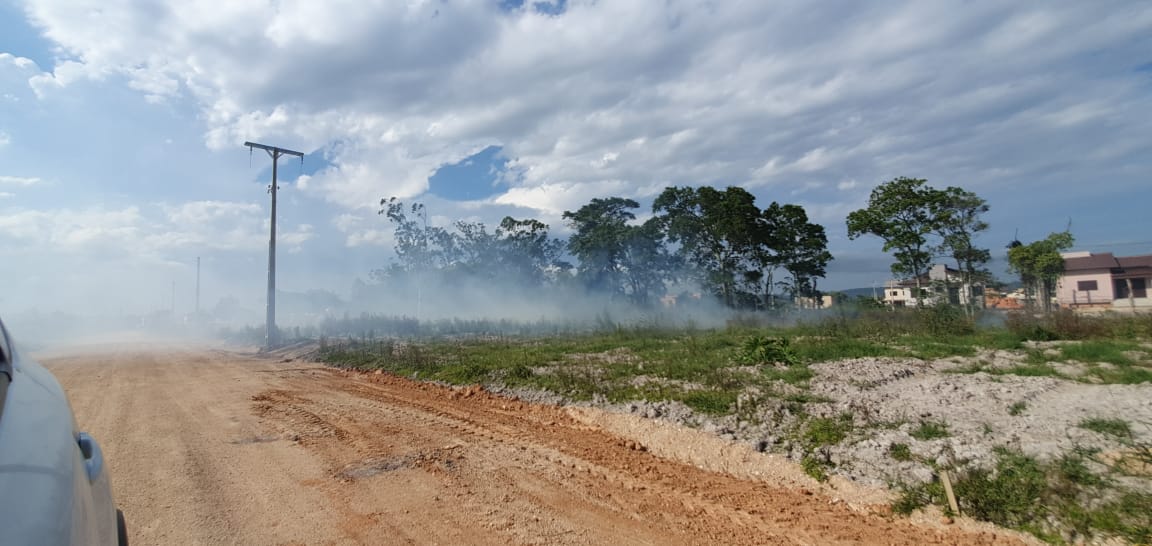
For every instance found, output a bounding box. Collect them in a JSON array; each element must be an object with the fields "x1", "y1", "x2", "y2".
[{"x1": 244, "y1": 141, "x2": 304, "y2": 350}]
